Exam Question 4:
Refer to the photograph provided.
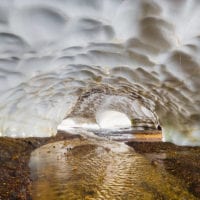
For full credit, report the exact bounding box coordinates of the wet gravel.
[0,132,81,200]
[126,141,200,198]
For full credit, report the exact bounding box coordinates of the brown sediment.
[0,131,81,200]
[126,130,162,142]
[130,133,162,142]
[0,132,200,199]
[126,141,200,198]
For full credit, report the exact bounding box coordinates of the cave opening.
[57,87,162,142]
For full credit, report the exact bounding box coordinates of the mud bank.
[0,132,81,200]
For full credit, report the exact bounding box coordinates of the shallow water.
[29,138,197,200]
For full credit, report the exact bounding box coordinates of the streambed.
[1,131,200,199]
[29,137,198,200]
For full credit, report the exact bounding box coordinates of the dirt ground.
[0,132,200,199]
[0,132,81,200]
[126,141,200,198]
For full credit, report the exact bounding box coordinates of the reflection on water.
[92,128,162,142]
[29,138,196,200]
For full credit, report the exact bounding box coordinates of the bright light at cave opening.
[57,110,132,132]
[96,110,132,129]
[57,118,100,131]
